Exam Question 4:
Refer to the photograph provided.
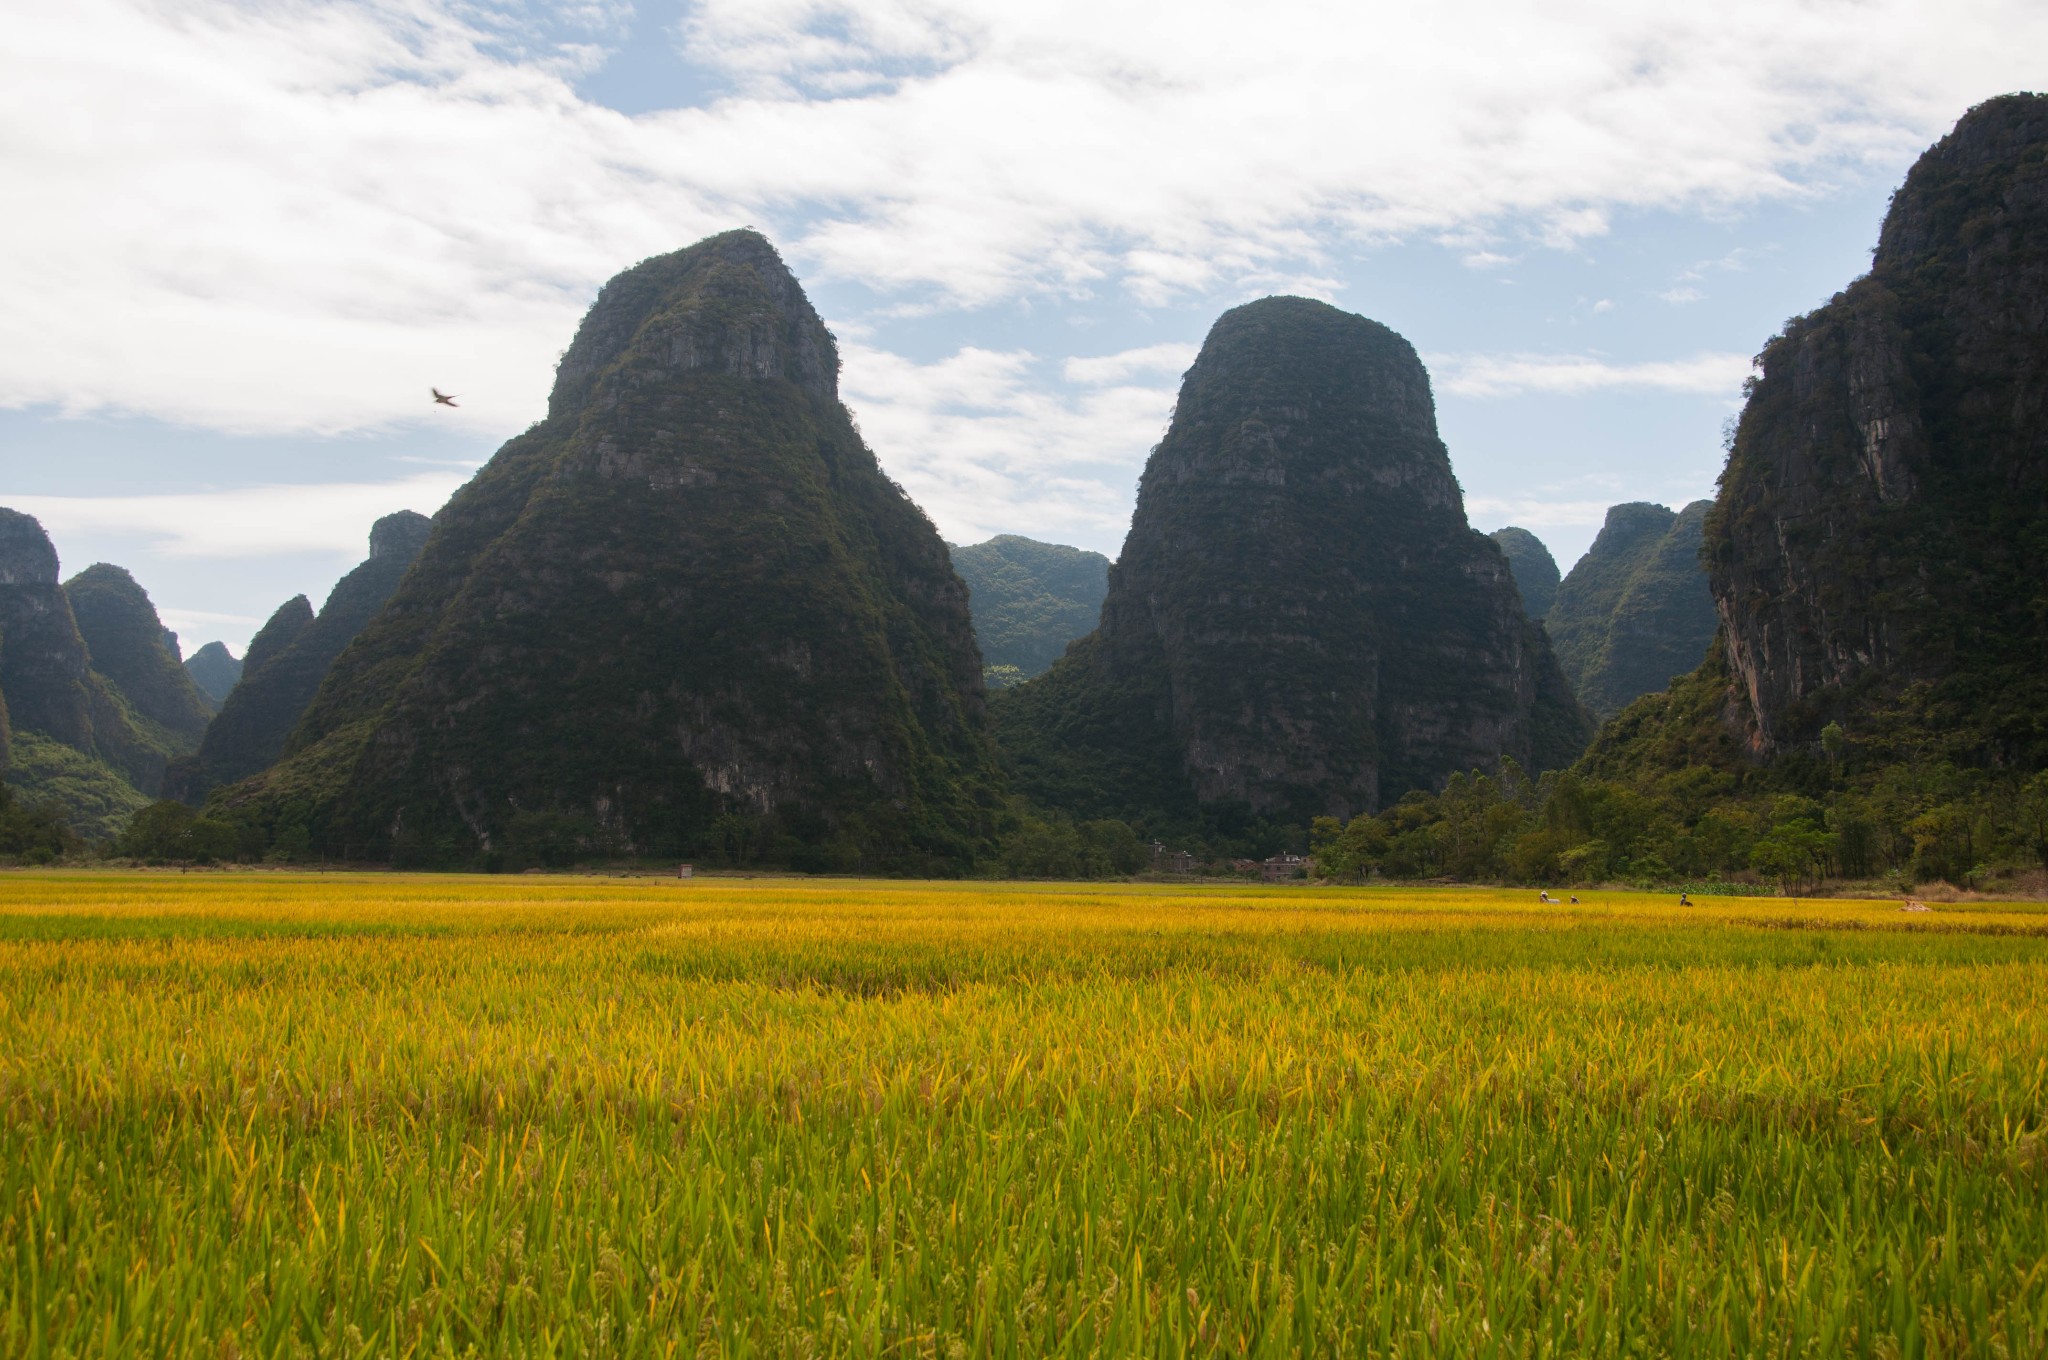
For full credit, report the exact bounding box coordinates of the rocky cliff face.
[233,229,999,869]
[1488,527,1560,619]
[0,510,191,825]
[1705,94,2048,760]
[183,641,243,704]
[1546,501,1718,720]
[996,297,1592,826]
[167,517,428,803]
[65,563,217,739]
[950,536,1110,683]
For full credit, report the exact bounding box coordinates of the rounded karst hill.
[995,296,1590,828]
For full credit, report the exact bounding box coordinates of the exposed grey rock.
[1709,93,2048,757]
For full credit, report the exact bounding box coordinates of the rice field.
[2,873,2045,1358]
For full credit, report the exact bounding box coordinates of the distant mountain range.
[8,95,2045,872]
[0,512,212,837]
[165,511,431,804]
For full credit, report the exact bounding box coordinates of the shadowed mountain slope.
[65,563,216,741]
[0,511,192,832]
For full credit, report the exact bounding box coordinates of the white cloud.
[2,0,2041,436]
[156,608,265,657]
[1062,343,1198,386]
[1430,351,1753,399]
[1465,496,1618,531]
[9,473,469,558]
[1657,286,1707,305]
[842,342,1177,553]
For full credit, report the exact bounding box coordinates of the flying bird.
[431,387,458,407]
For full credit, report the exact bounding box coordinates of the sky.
[2,1,2041,656]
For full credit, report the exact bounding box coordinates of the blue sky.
[2,0,2038,655]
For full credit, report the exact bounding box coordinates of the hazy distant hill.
[183,641,243,704]
[1544,502,1717,720]
[1487,527,1560,619]
[996,296,1591,830]
[166,513,429,803]
[949,536,1109,685]
[0,511,198,834]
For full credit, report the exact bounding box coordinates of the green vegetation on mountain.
[166,514,428,803]
[0,510,191,829]
[1545,501,1718,719]
[65,563,216,738]
[213,230,1002,871]
[949,535,1108,684]
[0,773,76,861]
[1487,526,1560,618]
[1,732,150,842]
[996,297,1592,846]
[1685,94,2048,776]
[182,641,242,704]
[1287,97,2048,893]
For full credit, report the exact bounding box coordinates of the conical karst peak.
[548,229,838,421]
[64,562,215,741]
[0,508,60,586]
[218,230,997,869]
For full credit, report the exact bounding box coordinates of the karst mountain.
[0,511,208,834]
[995,296,1592,829]
[166,511,431,803]
[1546,502,1718,721]
[182,642,243,704]
[1590,94,2048,779]
[218,229,1001,869]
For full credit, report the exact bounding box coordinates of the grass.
[1,873,2045,1357]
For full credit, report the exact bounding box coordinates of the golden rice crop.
[2,872,2044,1356]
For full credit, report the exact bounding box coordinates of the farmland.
[2,874,2045,1356]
